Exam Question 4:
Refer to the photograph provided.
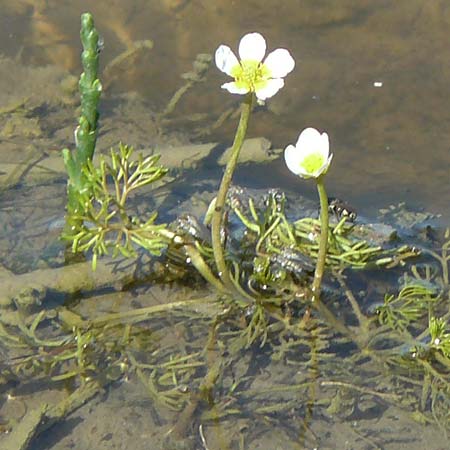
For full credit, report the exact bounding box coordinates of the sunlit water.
[2,0,448,220]
[0,1,449,449]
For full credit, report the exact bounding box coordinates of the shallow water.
[0,1,449,449]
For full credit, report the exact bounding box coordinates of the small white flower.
[215,32,295,101]
[284,128,333,179]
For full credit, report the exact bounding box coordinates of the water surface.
[2,0,449,219]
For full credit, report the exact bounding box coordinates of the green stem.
[183,244,225,292]
[157,228,225,292]
[211,93,253,296]
[311,176,329,303]
[63,13,102,193]
[63,13,102,249]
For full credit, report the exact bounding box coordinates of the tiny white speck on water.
[373,81,383,87]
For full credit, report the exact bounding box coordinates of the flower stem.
[309,181,354,338]
[211,93,253,295]
[312,176,329,302]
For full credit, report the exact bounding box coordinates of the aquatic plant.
[62,144,169,270]
[56,23,424,319]
[285,127,333,302]
[211,32,295,296]
[62,13,102,227]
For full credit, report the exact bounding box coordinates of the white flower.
[284,128,333,179]
[215,32,295,101]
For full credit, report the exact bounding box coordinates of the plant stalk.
[210,93,253,295]
[63,13,102,225]
[311,176,329,302]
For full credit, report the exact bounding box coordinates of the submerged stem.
[308,180,360,341]
[312,177,329,302]
[183,244,225,292]
[211,93,253,297]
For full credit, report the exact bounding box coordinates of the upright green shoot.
[62,13,102,230]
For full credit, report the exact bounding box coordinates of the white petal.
[284,144,302,175]
[239,32,266,62]
[321,153,333,173]
[215,45,239,76]
[264,49,295,78]
[255,78,284,100]
[296,128,329,157]
[221,81,249,95]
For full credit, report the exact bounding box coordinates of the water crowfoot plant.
[63,144,169,270]
[285,127,333,302]
[212,33,295,295]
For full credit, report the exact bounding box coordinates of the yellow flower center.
[301,153,325,174]
[231,59,271,92]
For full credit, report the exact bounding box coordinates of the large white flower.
[215,32,295,101]
[284,128,333,179]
